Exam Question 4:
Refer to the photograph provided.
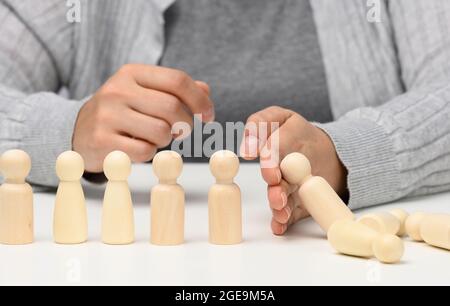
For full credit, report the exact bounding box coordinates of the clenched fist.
[73,64,214,173]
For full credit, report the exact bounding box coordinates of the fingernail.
[281,192,288,208]
[240,135,259,158]
[247,136,259,157]
[276,170,282,183]
[204,106,215,122]
[239,140,245,157]
[281,224,288,234]
[285,206,292,219]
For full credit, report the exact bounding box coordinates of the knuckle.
[170,70,191,89]
[154,120,171,136]
[155,122,173,147]
[294,112,307,123]
[161,136,173,147]
[94,107,114,124]
[118,64,136,75]
[98,82,124,100]
[266,106,284,113]
[134,144,156,162]
[165,96,182,114]
[248,113,264,124]
[90,129,107,149]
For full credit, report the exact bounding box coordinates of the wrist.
[316,127,348,199]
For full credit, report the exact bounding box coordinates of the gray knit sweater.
[1,0,450,210]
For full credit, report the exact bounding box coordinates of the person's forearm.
[311,0,450,209]
[0,85,85,187]
[317,82,450,210]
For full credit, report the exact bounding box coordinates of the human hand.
[73,64,214,172]
[240,107,347,235]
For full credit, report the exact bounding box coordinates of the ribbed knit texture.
[1,0,450,210]
[312,0,450,209]
[0,0,168,187]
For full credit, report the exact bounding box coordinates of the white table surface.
[1,163,449,286]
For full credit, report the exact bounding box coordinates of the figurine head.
[56,151,85,181]
[0,150,31,183]
[210,150,239,183]
[280,153,312,185]
[103,151,132,181]
[152,151,183,183]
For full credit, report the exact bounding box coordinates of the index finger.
[123,64,215,122]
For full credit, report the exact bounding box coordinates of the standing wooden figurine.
[101,151,135,245]
[53,151,88,244]
[208,150,242,245]
[0,150,34,245]
[150,151,185,246]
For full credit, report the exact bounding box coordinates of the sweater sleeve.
[314,0,450,209]
[0,1,85,187]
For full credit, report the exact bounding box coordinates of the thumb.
[259,114,304,185]
[240,107,294,161]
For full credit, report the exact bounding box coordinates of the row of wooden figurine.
[0,149,242,246]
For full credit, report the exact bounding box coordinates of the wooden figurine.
[358,212,401,235]
[53,151,88,244]
[328,220,404,264]
[405,212,428,242]
[0,150,34,245]
[150,151,185,246]
[208,150,242,245]
[420,214,450,251]
[101,151,135,245]
[389,208,409,237]
[280,153,354,233]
